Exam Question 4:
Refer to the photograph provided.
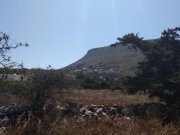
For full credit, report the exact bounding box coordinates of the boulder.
[102,112,107,116]
[0,127,7,135]
[0,117,10,127]
[88,104,97,112]
[56,106,65,111]
[85,110,93,116]
[110,107,118,115]
[96,108,103,114]
[80,107,87,113]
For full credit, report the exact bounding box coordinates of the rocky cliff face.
[65,43,145,76]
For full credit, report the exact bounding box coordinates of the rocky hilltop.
[65,43,145,76]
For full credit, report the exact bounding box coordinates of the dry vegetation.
[2,90,180,135]
[60,89,159,106]
[4,116,180,135]
[46,117,179,135]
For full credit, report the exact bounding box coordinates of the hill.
[64,43,145,76]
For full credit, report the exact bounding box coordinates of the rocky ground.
[0,102,165,128]
[0,90,178,135]
[57,102,167,121]
[0,102,179,135]
[0,105,25,127]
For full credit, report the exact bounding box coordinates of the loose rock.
[110,107,118,115]
[0,117,10,127]
[96,108,103,114]
[80,107,87,113]
[85,110,93,116]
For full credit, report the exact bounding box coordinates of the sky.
[0,0,180,69]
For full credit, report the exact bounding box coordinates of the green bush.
[117,33,143,45]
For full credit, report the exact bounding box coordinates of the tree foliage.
[161,27,180,44]
[111,33,144,48]
[117,33,143,45]
[122,28,180,123]
[126,28,180,106]
[25,69,66,117]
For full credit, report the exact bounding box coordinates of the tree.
[25,69,66,117]
[23,69,66,135]
[0,32,28,68]
[161,27,180,44]
[111,33,144,48]
[123,28,180,123]
[117,33,143,45]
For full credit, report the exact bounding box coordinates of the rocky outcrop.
[57,102,167,120]
[0,102,175,128]
[0,105,25,127]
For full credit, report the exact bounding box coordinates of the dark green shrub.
[117,33,143,45]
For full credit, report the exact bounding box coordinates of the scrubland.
[3,90,179,135]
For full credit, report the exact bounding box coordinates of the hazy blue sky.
[0,0,179,69]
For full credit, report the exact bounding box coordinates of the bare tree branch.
[0,32,28,68]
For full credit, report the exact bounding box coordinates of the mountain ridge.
[64,43,146,76]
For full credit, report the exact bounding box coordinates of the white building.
[0,73,24,81]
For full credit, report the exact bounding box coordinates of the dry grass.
[3,89,180,135]
[49,117,179,135]
[60,89,159,106]
[0,94,24,106]
[7,116,179,135]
